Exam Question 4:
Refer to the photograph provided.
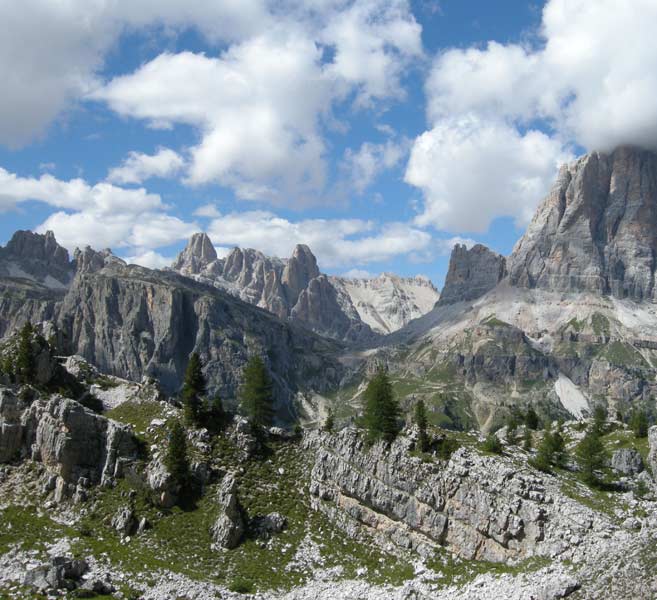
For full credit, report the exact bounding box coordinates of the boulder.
[111,505,137,536]
[611,448,644,475]
[252,512,287,538]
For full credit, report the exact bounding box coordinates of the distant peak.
[186,232,217,262]
[4,229,70,266]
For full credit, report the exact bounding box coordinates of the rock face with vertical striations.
[0,231,346,424]
[509,146,657,301]
[438,244,507,306]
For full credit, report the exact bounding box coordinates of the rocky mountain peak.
[3,230,70,267]
[172,232,218,274]
[509,146,657,301]
[438,243,507,305]
[282,244,320,305]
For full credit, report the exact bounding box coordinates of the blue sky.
[0,0,655,288]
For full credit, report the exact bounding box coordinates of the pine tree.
[240,356,274,428]
[576,426,607,485]
[592,405,607,435]
[532,424,555,472]
[629,409,649,438]
[362,367,400,444]
[523,428,533,451]
[182,352,206,427]
[324,407,335,433]
[524,406,540,430]
[16,321,36,384]
[551,422,567,467]
[165,420,189,494]
[414,399,429,452]
[206,394,226,433]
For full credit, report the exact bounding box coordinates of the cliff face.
[330,273,440,334]
[307,428,601,563]
[509,146,657,301]
[0,236,345,423]
[438,244,506,306]
[171,235,375,342]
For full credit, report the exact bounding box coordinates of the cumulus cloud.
[206,210,432,268]
[107,147,185,185]
[0,0,271,147]
[341,268,376,279]
[405,115,572,232]
[0,165,196,254]
[193,203,222,218]
[342,138,408,194]
[407,0,657,232]
[89,1,421,204]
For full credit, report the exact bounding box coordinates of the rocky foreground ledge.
[1,380,657,598]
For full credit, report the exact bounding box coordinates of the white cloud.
[124,249,175,269]
[0,0,272,147]
[405,115,572,232]
[0,0,422,205]
[206,210,432,268]
[107,147,185,184]
[88,1,422,204]
[342,138,408,194]
[92,41,331,203]
[0,164,196,254]
[341,268,376,279]
[407,0,657,233]
[193,203,222,218]
[436,236,478,255]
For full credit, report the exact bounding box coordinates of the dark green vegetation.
[530,423,567,473]
[576,426,609,486]
[481,433,504,454]
[165,419,190,496]
[240,356,274,428]
[183,352,206,427]
[414,398,429,452]
[362,367,401,444]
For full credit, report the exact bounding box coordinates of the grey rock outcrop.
[252,512,287,539]
[509,147,657,300]
[0,390,138,495]
[308,428,600,562]
[611,448,644,475]
[439,244,507,306]
[648,426,657,476]
[111,505,137,536]
[0,230,74,289]
[147,455,178,508]
[172,232,217,274]
[171,236,377,342]
[23,557,88,593]
[210,472,244,549]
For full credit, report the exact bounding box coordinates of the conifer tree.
[206,394,226,433]
[532,424,555,472]
[523,428,533,451]
[629,408,649,438]
[592,405,607,435]
[324,407,335,433]
[16,321,36,384]
[362,367,400,444]
[576,426,608,485]
[524,406,539,430]
[165,419,189,495]
[414,399,429,452]
[182,352,206,427]
[240,356,274,428]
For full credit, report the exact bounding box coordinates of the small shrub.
[481,433,503,454]
[229,578,254,594]
[435,436,460,460]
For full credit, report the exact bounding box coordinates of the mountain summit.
[509,146,657,301]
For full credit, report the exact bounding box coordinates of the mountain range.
[2,146,657,430]
[3,146,657,599]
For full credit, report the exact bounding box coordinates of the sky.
[1,0,656,289]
